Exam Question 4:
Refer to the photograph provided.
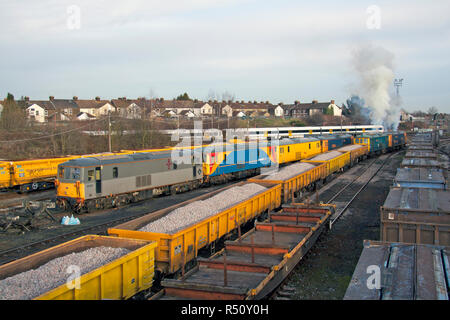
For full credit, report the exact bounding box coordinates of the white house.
[76,112,96,121]
[26,103,48,122]
[180,110,196,118]
[76,98,116,117]
[273,105,284,117]
[328,100,342,116]
[200,103,213,116]
[221,104,233,117]
[126,103,141,119]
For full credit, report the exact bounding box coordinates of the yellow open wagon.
[0,235,156,300]
[302,150,351,176]
[108,181,282,275]
[248,162,328,203]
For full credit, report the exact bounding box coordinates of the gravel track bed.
[308,151,343,161]
[139,184,266,234]
[0,246,130,300]
[263,163,315,181]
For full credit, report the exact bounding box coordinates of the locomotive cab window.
[113,167,118,178]
[64,167,71,179]
[72,168,80,180]
[87,170,94,182]
[59,167,64,178]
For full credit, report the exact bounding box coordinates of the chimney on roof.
[49,96,54,101]
[312,100,318,104]
[24,96,29,101]
[331,100,335,105]
[95,96,100,101]
[73,96,78,101]
[294,100,300,105]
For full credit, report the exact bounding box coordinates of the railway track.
[270,151,398,300]
[0,210,140,265]
[0,149,402,300]
[0,182,243,266]
[0,190,55,210]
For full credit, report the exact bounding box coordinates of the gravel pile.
[139,183,267,234]
[263,163,315,181]
[337,145,364,152]
[308,151,342,161]
[0,246,130,300]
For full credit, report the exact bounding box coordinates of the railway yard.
[0,130,448,301]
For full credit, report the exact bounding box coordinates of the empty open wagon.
[404,151,438,160]
[380,187,450,246]
[108,181,282,276]
[401,158,443,170]
[394,168,446,189]
[344,240,449,300]
[153,203,333,300]
[0,235,156,300]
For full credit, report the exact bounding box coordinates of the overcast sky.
[0,0,449,113]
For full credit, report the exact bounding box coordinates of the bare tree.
[427,106,438,115]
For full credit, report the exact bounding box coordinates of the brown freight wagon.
[380,187,450,246]
[344,240,449,300]
[404,151,438,160]
[401,158,443,170]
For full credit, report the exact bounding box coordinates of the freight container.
[344,240,449,300]
[0,235,156,300]
[380,187,450,246]
[301,150,351,176]
[248,162,327,203]
[108,181,282,275]
[394,168,446,189]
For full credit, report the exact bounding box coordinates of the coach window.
[87,169,94,182]
[113,167,119,178]
[309,143,311,149]
[288,146,290,152]
[173,163,177,170]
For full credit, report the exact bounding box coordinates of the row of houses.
[0,96,342,123]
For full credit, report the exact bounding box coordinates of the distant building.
[76,112,96,121]
[284,100,341,118]
[24,96,79,122]
[111,98,146,119]
[74,97,115,117]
